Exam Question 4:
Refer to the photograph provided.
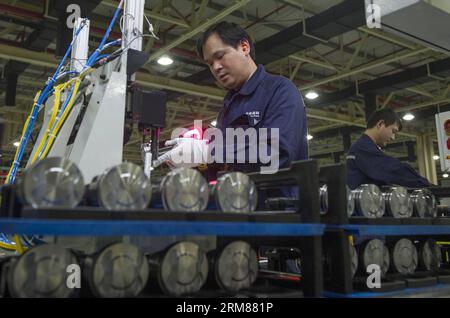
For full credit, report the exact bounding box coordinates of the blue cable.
[86,1,123,68]
[7,22,87,184]
[95,54,110,62]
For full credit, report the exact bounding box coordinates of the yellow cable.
[0,241,17,251]
[38,68,92,160]
[13,235,25,254]
[31,82,70,164]
[2,92,42,253]
[40,79,81,159]
[2,69,92,253]
[5,91,42,184]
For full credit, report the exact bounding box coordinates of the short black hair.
[367,109,403,131]
[196,21,255,61]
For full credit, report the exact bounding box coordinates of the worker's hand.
[154,138,209,169]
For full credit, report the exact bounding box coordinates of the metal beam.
[0,43,58,68]
[147,0,252,62]
[289,55,338,71]
[136,73,226,100]
[359,27,418,51]
[302,48,429,91]
[394,97,450,113]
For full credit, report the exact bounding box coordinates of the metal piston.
[212,241,258,292]
[152,241,208,296]
[410,189,437,218]
[160,168,209,212]
[352,184,385,218]
[359,239,390,277]
[85,242,149,298]
[16,157,85,209]
[213,172,258,213]
[382,186,413,218]
[87,162,152,210]
[7,244,78,298]
[390,238,418,275]
[418,239,442,272]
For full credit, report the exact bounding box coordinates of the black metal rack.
[0,159,325,298]
[320,165,450,296]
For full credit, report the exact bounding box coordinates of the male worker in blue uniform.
[160,22,308,198]
[347,109,433,189]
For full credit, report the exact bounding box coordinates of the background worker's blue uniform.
[347,134,433,189]
[210,64,308,199]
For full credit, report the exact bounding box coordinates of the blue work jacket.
[211,65,308,200]
[347,134,432,189]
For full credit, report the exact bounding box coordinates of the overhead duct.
[367,0,450,54]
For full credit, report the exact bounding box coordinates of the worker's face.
[202,33,252,91]
[378,121,400,147]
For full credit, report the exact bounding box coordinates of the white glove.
[154,138,209,169]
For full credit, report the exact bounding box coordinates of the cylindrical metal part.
[17,157,85,208]
[319,184,328,215]
[390,238,418,275]
[7,244,78,298]
[151,241,208,296]
[160,168,209,212]
[418,239,442,272]
[211,241,258,292]
[347,186,355,217]
[349,241,358,278]
[382,186,413,218]
[85,242,149,298]
[359,239,390,277]
[213,172,258,213]
[87,162,152,210]
[352,184,385,218]
[410,189,437,218]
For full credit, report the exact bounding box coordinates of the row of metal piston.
[3,240,258,298]
[322,238,442,280]
[358,238,441,277]
[16,157,258,213]
[319,184,437,218]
